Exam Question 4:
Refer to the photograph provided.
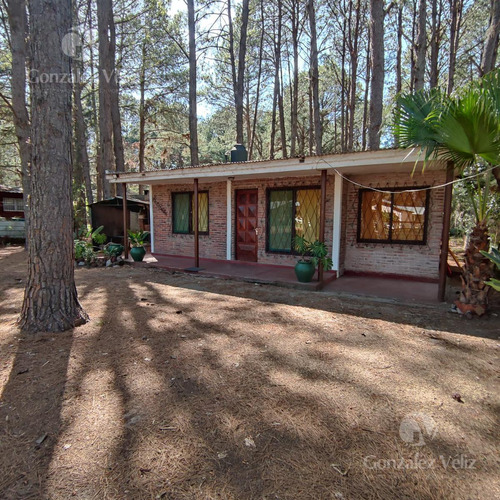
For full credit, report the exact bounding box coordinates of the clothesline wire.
[315,157,496,194]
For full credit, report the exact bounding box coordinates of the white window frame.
[3,197,24,212]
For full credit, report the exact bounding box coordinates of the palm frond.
[393,89,448,168]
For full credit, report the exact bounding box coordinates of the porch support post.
[331,172,343,275]
[122,183,129,259]
[194,178,199,268]
[438,163,454,302]
[226,178,232,260]
[148,185,154,254]
[318,169,327,282]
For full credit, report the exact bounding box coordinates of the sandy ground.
[0,246,499,500]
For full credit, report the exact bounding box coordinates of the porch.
[131,253,337,291]
[130,253,439,303]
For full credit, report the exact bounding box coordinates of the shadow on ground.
[0,248,499,499]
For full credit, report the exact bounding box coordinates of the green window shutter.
[269,190,293,251]
[173,193,190,233]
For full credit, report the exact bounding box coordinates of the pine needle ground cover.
[0,246,498,499]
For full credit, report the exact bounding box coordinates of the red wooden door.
[236,189,258,262]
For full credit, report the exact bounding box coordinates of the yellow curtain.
[295,189,320,242]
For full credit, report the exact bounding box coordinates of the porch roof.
[106,149,446,185]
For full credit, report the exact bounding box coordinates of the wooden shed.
[89,196,150,244]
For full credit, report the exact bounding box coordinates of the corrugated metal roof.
[129,149,403,173]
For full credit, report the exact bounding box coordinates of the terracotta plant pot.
[294,260,316,282]
[130,246,146,262]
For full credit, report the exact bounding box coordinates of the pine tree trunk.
[97,0,113,199]
[87,2,102,200]
[368,0,384,150]
[236,0,250,145]
[138,40,146,192]
[188,0,199,166]
[249,0,264,160]
[73,27,93,221]
[429,0,440,88]
[228,0,250,145]
[362,26,370,150]
[480,0,500,76]
[456,221,493,316]
[290,0,299,157]
[276,1,287,158]
[307,0,322,155]
[19,0,88,333]
[447,0,462,94]
[347,0,361,152]
[107,0,123,197]
[6,0,31,243]
[413,0,426,91]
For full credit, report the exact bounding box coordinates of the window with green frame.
[267,187,321,252]
[172,191,209,234]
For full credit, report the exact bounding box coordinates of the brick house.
[108,149,451,282]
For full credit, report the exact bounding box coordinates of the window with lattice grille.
[267,187,321,252]
[357,188,429,244]
[172,191,209,234]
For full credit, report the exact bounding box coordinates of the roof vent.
[230,143,248,163]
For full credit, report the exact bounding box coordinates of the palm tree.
[394,70,500,315]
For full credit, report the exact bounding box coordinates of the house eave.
[106,149,446,185]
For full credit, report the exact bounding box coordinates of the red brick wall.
[342,170,447,280]
[151,182,227,260]
[151,169,447,279]
[151,173,335,267]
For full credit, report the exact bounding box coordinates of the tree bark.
[228,0,250,145]
[19,0,88,333]
[269,75,278,159]
[278,31,287,158]
[429,0,441,88]
[347,0,361,152]
[289,0,300,156]
[447,0,462,94]
[307,0,322,155]
[138,40,146,190]
[340,18,346,152]
[6,0,31,241]
[396,4,403,95]
[73,53,93,228]
[188,0,199,165]
[413,0,426,91]
[87,0,102,200]
[249,0,265,160]
[362,26,371,150]
[457,220,493,314]
[107,0,124,196]
[480,0,500,76]
[97,0,113,199]
[368,0,384,150]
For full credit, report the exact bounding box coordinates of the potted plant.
[293,235,333,283]
[128,230,150,262]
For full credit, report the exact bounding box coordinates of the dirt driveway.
[0,246,499,499]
